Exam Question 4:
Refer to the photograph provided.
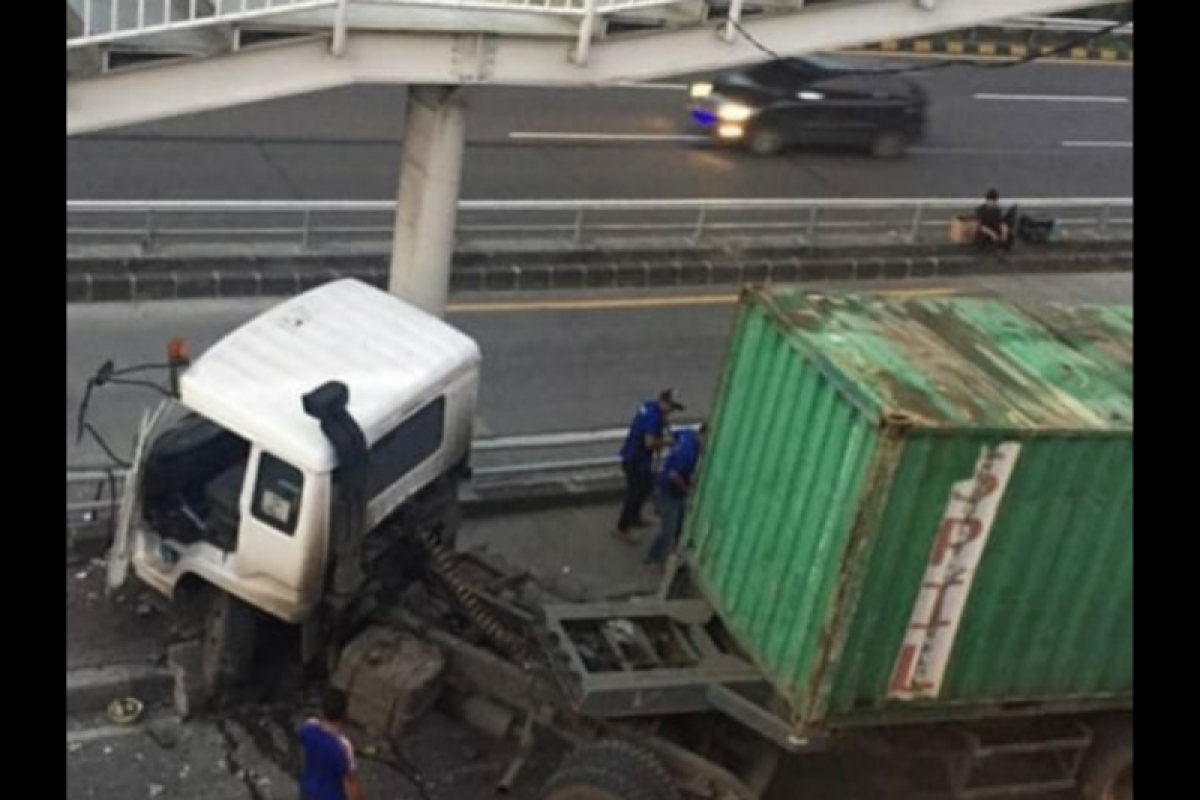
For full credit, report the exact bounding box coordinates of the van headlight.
[690,82,714,99]
[717,102,755,122]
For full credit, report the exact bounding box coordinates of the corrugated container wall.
[686,290,1133,734]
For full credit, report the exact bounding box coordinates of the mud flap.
[106,401,172,594]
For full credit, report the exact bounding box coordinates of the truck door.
[107,400,172,594]
[233,448,319,602]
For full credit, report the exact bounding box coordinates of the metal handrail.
[66,0,1134,49]
[60,422,705,515]
[67,0,341,48]
[68,422,676,478]
[67,198,1133,213]
[995,16,1132,35]
[66,424,656,525]
[66,197,1135,255]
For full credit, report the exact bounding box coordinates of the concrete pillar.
[389,86,468,318]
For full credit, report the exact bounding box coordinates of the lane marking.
[910,145,1055,156]
[909,143,1134,156]
[614,81,689,92]
[449,294,737,313]
[447,288,957,315]
[509,132,709,143]
[1062,140,1134,149]
[839,49,1134,68]
[974,93,1129,104]
[508,136,1134,157]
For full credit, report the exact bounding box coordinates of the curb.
[463,472,624,517]
[67,664,175,718]
[66,247,1134,304]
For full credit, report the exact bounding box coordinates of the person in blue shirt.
[614,389,684,541]
[645,423,707,567]
[298,689,365,800]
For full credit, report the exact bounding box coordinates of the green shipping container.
[686,289,1133,734]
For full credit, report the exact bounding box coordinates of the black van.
[689,56,929,158]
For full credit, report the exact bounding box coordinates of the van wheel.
[1080,728,1133,800]
[747,126,785,157]
[541,741,678,800]
[870,131,909,159]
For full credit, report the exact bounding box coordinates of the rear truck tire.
[747,126,785,157]
[870,131,909,159]
[201,589,259,703]
[1080,728,1133,800]
[542,741,679,800]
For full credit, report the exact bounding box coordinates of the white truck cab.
[109,280,481,626]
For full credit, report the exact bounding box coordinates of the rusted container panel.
[686,290,1133,732]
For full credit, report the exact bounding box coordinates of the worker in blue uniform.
[646,422,707,567]
[614,389,684,541]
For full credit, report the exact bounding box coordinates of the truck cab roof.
[179,279,481,473]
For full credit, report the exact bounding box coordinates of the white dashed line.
[1062,140,1134,149]
[975,93,1130,104]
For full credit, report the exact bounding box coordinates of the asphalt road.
[66,272,1133,466]
[66,58,1133,201]
[66,706,1069,800]
[68,500,1087,800]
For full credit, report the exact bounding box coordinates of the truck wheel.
[201,590,258,701]
[870,131,909,159]
[1080,729,1133,800]
[747,126,785,157]
[542,741,678,800]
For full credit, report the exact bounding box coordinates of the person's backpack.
[1017,213,1059,244]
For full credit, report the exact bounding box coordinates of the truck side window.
[251,453,305,535]
[367,397,446,497]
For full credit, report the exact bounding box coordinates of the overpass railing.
[67,1,1132,49]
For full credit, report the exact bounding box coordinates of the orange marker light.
[167,337,191,365]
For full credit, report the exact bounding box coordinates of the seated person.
[975,188,1014,250]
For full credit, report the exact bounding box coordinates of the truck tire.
[563,741,679,800]
[201,590,258,702]
[542,741,678,800]
[1080,729,1133,800]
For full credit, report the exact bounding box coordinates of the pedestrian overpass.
[66,0,1124,312]
[67,0,1119,135]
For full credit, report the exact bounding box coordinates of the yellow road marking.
[446,287,957,314]
[878,288,960,300]
[839,49,1132,68]
[448,295,738,314]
